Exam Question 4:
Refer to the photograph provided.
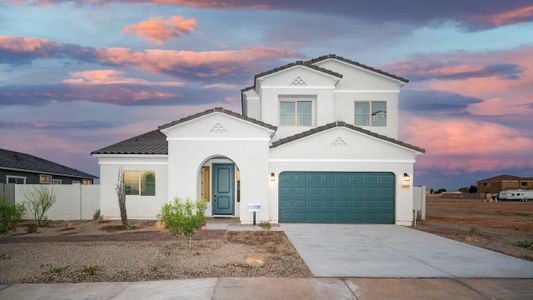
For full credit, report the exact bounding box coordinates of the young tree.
[115,168,128,227]
[159,198,207,249]
[23,185,56,227]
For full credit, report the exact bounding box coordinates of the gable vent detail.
[210,123,228,133]
[330,137,348,147]
[290,76,307,86]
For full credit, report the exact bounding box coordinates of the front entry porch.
[199,157,240,218]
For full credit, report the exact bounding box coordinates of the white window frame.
[279,97,314,127]
[354,100,387,127]
[6,175,26,184]
[53,179,62,184]
[39,174,53,184]
[124,170,156,196]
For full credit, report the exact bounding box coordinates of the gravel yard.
[0,228,311,283]
[416,199,533,261]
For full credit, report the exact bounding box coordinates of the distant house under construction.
[477,175,533,195]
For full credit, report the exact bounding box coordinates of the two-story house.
[92,54,424,225]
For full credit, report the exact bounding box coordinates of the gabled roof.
[270,121,425,153]
[91,130,168,155]
[0,148,98,179]
[158,107,277,131]
[306,54,409,83]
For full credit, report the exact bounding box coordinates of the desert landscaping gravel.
[0,231,311,283]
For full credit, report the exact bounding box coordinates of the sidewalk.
[1,277,532,300]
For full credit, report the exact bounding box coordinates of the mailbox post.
[247,203,262,225]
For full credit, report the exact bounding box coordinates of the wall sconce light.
[270,172,275,182]
[402,173,411,188]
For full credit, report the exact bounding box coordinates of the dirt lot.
[416,199,533,261]
[0,221,311,283]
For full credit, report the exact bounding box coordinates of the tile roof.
[91,130,168,155]
[306,54,409,83]
[0,148,98,179]
[270,121,425,153]
[158,107,277,131]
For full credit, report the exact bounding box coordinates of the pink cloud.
[0,36,51,52]
[471,4,533,27]
[123,15,197,45]
[402,116,533,172]
[202,83,240,89]
[63,69,184,87]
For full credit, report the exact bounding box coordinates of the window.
[124,171,155,196]
[521,182,528,186]
[82,179,92,185]
[354,101,387,127]
[6,176,26,184]
[39,175,52,184]
[72,181,80,184]
[53,179,62,184]
[280,100,312,126]
[483,182,489,187]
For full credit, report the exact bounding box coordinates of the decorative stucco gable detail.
[290,76,307,86]
[210,123,228,133]
[330,137,348,147]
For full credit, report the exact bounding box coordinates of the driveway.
[282,224,533,278]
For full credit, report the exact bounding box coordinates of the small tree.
[158,198,207,249]
[23,185,56,227]
[468,185,478,194]
[0,196,25,234]
[115,168,128,227]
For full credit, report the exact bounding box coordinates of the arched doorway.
[197,155,240,217]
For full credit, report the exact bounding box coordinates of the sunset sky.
[1,1,532,190]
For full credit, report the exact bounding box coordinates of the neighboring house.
[0,148,97,185]
[477,174,533,195]
[92,54,425,225]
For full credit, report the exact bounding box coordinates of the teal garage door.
[279,172,395,224]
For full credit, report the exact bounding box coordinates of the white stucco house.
[92,54,425,226]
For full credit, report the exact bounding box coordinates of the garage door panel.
[279,172,395,224]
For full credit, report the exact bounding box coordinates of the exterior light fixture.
[270,172,275,181]
[402,173,411,188]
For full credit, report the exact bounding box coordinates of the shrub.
[82,265,97,276]
[159,198,207,248]
[0,197,25,234]
[514,239,533,249]
[259,222,272,231]
[151,251,167,269]
[23,185,56,227]
[49,265,69,274]
[92,209,100,221]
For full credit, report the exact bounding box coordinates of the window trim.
[124,170,156,197]
[39,174,53,184]
[279,98,314,127]
[53,179,62,184]
[354,100,387,127]
[6,175,26,184]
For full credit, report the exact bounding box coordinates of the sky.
[0,0,532,190]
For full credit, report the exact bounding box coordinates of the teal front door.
[212,163,235,215]
[279,172,395,224]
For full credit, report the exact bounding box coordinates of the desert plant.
[92,209,100,221]
[49,265,69,274]
[151,251,167,269]
[23,185,56,227]
[82,265,97,276]
[468,226,479,235]
[259,222,272,231]
[115,168,128,227]
[0,197,26,234]
[158,198,207,249]
[514,239,533,249]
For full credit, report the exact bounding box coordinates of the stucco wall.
[15,184,99,220]
[97,155,168,219]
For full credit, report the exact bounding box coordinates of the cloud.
[0,120,114,129]
[10,1,533,30]
[402,116,533,172]
[471,4,533,27]
[399,90,481,115]
[63,69,184,86]
[0,36,299,81]
[202,83,240,89]
[123,15,196,45]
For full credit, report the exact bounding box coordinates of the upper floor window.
[354,101,387,127]
[124,170,155,196]
[280,100,312,126]
[82,179,93,185]
[53,179,62,185]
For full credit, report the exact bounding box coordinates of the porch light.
[270,172,275,182]
[402,173,411,188]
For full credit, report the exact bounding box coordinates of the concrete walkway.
[1,278,532,299]
[282,224,533,278]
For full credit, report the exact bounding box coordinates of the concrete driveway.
[282,224,533,278]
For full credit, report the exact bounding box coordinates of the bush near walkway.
[159,198,207,248]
